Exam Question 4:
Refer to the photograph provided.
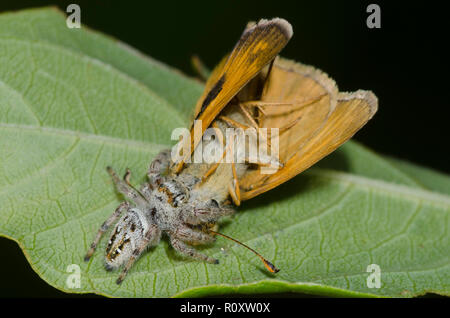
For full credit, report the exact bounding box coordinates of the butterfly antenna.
[208,229,280,273]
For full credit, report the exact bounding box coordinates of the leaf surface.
[0,8,449,298]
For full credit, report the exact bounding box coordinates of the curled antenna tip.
[263,259,280,273]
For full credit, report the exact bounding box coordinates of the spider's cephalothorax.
[84,150,234,284]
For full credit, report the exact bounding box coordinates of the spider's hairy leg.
[123,168,132,186]
[139,183,152,201]
[148,149,171,185]
[84,201,130,261]
[116,223,161,285]
[170,237,219,264]
[184,202,234,225]
[172,225,216,245]
[107,166,147,207]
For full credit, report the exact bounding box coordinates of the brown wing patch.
[192,55,229,120]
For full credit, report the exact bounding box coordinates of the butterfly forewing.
[174,18,293,172]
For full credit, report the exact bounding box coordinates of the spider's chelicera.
[84,150,234,284]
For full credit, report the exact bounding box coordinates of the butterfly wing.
[173,18,293,172]
[192,54,228,121]
[239,58,378,200]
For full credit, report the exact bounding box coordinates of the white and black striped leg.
[84,201,130,261]
[170,237,219,264]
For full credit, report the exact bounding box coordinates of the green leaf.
[0,7,449,298]
[385,157,450,196]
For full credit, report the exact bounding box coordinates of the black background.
[0,0,448,297]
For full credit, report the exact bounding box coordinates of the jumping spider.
[84,149,235,284]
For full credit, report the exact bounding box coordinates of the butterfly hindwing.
[239,59,377,199]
